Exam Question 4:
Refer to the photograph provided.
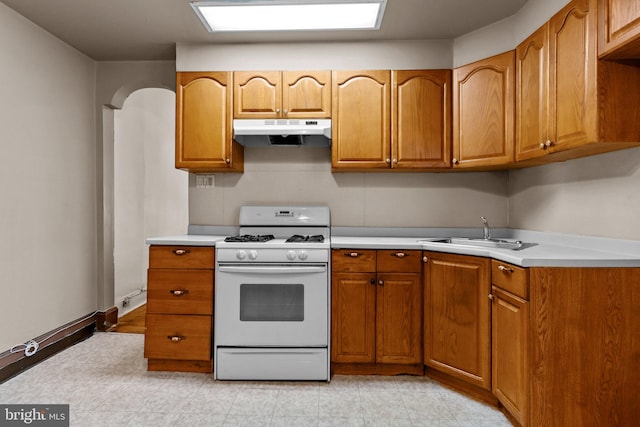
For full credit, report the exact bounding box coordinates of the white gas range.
[214,206,330,381]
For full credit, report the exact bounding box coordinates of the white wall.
[0,3,97,350]
[114,89,188,315]
[179,40,510,229]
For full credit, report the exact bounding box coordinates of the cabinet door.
[516,23,551,162]
[376,273,422,364]
[598,0,640,59]
[492,286,529,427]
[392,70,452,169]
[453,51,515,168]
[331,272,376,363]
[331,70,391,170]
[234,71,282,118]
[423,252,491,389]
[283,71,331,118]
[548,0,597,152]
[176,72,241,172]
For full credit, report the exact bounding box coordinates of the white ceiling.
[0,0,528,61]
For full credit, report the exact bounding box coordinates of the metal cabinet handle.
[497,265,514,273]
[169,290,189,296]
[345,252,362,258]
[370,278,376,285]
[489,294,494,301]
[391,252,408,258]
[378,280,384,286]
[423,256,428,263]
[545,139,553,148]
[385,158,391,164]
[168,335,186,342]
[172,249,191,256]
[452,158,459,165]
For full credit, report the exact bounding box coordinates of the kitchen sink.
[419,237,533,250]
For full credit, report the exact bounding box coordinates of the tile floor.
[0,332,511,426]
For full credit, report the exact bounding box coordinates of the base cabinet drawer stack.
[144,246,214,373]
[331,249,423,375]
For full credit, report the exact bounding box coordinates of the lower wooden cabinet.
[144,246,215,373]
[491,260,530,426]
[423,251,491,390]
[331,249,423,374]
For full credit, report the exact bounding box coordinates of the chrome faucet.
[481,216,491,240]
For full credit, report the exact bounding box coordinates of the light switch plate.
[195,174,215,188]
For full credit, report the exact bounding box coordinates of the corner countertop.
[146,226,640,268]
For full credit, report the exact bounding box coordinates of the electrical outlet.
[196,174,215,188]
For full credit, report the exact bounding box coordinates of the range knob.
[298,250,308,260]
[248,250,258,260]
[236,250,247,260]
[286,250,297,261]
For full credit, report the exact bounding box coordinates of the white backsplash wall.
[189,148,508,228]
[508,147,640,241]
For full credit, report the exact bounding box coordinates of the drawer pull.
[168,335,186,342]
[391,252,408,258]
[489,294,494,301]
[345,252,362,258]
[172,249,191,256]
[170,290,189,296]
[497,265,514,273]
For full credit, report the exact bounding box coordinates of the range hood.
[233,119,331,147]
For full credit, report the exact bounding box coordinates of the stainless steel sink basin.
[419,237,531,250]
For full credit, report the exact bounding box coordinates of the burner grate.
[224,234,275,243]
[285,234,325,243]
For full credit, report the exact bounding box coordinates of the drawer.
[147,269,213,315]
[144,314,212,361]
[491,259,529,300]
[149,246,214,269]
[332,249,376,272]
[377,250,422,273]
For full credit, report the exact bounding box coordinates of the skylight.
[191,0,387,32]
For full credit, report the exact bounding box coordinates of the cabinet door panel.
[332,70,391,170]
[598,0,640,58]
[234,71,281,118]
[549,0,597,151]
[376,273,422,364]
[331,272,376,363]
[423,252,491,389]
[492,287,529,426]
[393,70,451,168]
[453,51,515,168]
[516,24,550,161]
[283,71,331,118]
[176,72,237,171]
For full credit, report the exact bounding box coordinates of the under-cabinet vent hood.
[233,119,331,147]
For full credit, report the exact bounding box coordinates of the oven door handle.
[217,264,327,274]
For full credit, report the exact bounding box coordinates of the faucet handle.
[480,216,488,224]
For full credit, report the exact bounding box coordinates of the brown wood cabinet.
[392,70,452,169]
[144,245,214,373]
[528,266,640,426]
[516,0,640,164]
[332,70,451,171]
[331,249,423,375]
[452,51,515,169]
[234,71,331,119]
[598,0,640,59]
[491,260,529,427]
[423,251,491,390]
[175,72,243,173]
[331,70,391,170]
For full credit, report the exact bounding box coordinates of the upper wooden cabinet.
[598,0,640,59]
[331,70,391,170]
[233,71,331,119]
[332,69,451,171]
[516,0,640,163]
[452,51,515,169]
[392,70,452,169]
[175,72,243,173]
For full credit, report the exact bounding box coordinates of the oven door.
[215,263,328,347]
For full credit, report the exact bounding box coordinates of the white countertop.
[146,227,640,268]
